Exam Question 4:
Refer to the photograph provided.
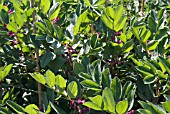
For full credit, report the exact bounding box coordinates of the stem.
[142,0,145,16]
[30,0,42,110]
[66,43,74,76]
[155,77,160,103]
[90,24,94,35]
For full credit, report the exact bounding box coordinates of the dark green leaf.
[110,77,122,102]
[102,68,111,88]
[6,100,25,113]
[40,52,54,68]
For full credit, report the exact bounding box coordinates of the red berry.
[112,36,115,41]
[97,32,100,35]
[117,31,122,36]
[77,98,85,104]
[8,9,13,14]
[117,40,122,44]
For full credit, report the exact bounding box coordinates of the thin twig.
[30,0,42,110]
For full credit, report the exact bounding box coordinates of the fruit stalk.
[30,0,42,110]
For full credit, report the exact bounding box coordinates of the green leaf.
[0,9,9,23]
[122,39,134,53]
[90,34,98,49]
[84,0,91,6]
[89,95,103,108]
[81,79,100,90]
[73,61,84,76]
[40,0,51,14]
[36,22,47,32]
[84,95,103,110]
[101,13,113,30]
[45,70,56,87]
[162,101,170,113]
[147,40,159,50]
[25,104,39,114]
[143,75,156,84]
[138,101,165,114]
[140,29,151,43]
[14,11,24,28]
[53,25,64,41]
[6,22,18,33]
[6,100,25,113]
[0,107,12,114]
[138,109,152,114]
[102,68,111,88]
[116,99,128,114]
[102,87,115,113]
[156,70,168,79]
[50,102,67,114]
[0,64,13,81]
[49,3,60,20]
[83,102,102,110]
[121,81,132,99]
[148,16,157,33]
[78,72,92,80]
[40,52,54,68]
[74,10,88,35]
[110,77,122,102]
[55,75,66,92]
[67,81,78,98]
[136,66,154,76]
[94,0,105,5]
[158,56,170,75]
[29,73,46,85]
[114,16,127,32]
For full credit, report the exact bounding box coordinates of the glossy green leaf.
[90,34,98,49]
[157,70,168,79]
[101,13,113,30]
[45,70,56,87]
[116,99,128,114]
[78,72,92,80]
[50,102,67,114]
[81,79,100,90]
[94,0,105,5]
[49,3,60,20]
[6,22,18,33]
[55,75,66,92]
[40,0,51,14]
[74,10,88,35]
[158,56,170,75]
[29,73,46,85]
[102,87,115,113]
[0,107,12,114]
[138,109,152,114]
[0,64,13,81]
[148,16,157,33]
[84,0,91,6]
[14,11,24,28]
[136,66,154,76]
[162,101,170,113]
[83,102,102,110]
[110,77,122,102]
[73,61,84,76]
[147,40,159,50]
[36,22,47,32]
[25,104,39,114]
[122,39,134,53]
[102,68,111,88]
[0,9,9,23]
[83,95,103,110]
[6,100,25,113]
[67,81,78,98]
[40,52,54,68]
[114,16,127,32]
[143,75,156,84]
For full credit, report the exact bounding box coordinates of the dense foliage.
[0,0,170,114]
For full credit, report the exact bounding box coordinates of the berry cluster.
[69,98,90,114]
[112,31,122,44]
